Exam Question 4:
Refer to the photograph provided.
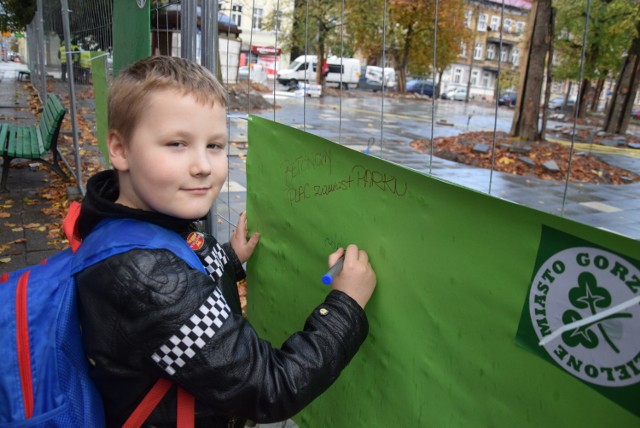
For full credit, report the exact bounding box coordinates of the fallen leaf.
[0,257,12,264]
[0,213,10,218]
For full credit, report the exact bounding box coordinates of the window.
[500,47,508,62]
[471,70,479,86]
[490,16,500,31]
[464,10,472,28]
[454,68,462,83]
[516,21,525,34]
[274,10,282,32]
[487,44,495,60]
[252,8,263,30]
[459,42,467,57]
[477,14,487,31]
[474,42,483,60]
[511,48,520,65]
[231,4,242,27]
[503,19,513,33]
[328,64,344,74]
[482,72,490,88]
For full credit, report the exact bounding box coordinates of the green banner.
[245,116,640,426]
[89,51,109,166]
[112,0,150,77]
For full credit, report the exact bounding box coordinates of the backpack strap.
[63,201,83,253]
[71,218,206,275]
[177,386,196,428]
[73,217,204,426]
[122,379,195,428]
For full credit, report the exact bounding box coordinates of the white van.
[277,55,361,89]
[359,66,397,91]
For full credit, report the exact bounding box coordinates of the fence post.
[61,0,83,195]
[201,0,220,238]
[36,0,47,104]
[181,0,197,61]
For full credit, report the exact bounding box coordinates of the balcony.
[486,27,521,45]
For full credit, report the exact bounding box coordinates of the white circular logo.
[529,247,640,387]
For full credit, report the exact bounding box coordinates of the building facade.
[441,0,531,100]
[218,0,293,79]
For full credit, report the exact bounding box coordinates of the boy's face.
[109,89,228,220]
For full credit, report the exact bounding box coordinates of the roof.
[486,0,532,9]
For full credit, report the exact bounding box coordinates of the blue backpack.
[0,203,205,427]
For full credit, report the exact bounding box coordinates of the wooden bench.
[0,93,68,192]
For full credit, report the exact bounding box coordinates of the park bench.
[0,93,68,192]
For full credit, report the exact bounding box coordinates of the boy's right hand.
[328,245,376,309]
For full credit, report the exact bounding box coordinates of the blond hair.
[108,56,227,141]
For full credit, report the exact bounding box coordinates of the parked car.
[548,97,576,111]
[441,87,467,101]
[358,66,397,92]
[406,79,436,97]
[277,55,361,89]
[498,92,517,106]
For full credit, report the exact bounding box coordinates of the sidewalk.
[0,62,62,272]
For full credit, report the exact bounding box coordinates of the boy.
[74,56,376,426]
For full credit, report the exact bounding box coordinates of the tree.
[604,13,640,134]
[347,0,468,94]
[553,0,638,119]
[265,0,343,89]
[511,0,553,141]
[0,0,36,32]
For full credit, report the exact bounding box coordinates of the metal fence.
[19,0,640,239]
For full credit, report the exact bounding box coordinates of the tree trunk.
[591,77,605,112]
[603,19,640,135]
[510,0,552,141]
[577,78,592,119]
[396,24,414,94]
[540,6,556,141]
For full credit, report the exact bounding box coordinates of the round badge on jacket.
[186,232,205,251]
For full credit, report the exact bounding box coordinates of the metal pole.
[181,0,197,61]
[201,0,218,72]
[201,0,220,237]
[36,0,47,103]
[61,0,84,195]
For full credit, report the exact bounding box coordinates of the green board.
[245,116,640,426]
[112,0,150,77]
[89,51,108,166]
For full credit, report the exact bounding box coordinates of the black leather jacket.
[75,171,369,427]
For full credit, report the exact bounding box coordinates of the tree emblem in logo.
[527,247,640,387]
[561,272,632,353]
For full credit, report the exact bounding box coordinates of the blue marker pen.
[322,256,344,285]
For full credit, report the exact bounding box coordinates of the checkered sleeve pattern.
[151,288,230,376]
[203,242,228,282]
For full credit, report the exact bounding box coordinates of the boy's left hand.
[231,211,260,264]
